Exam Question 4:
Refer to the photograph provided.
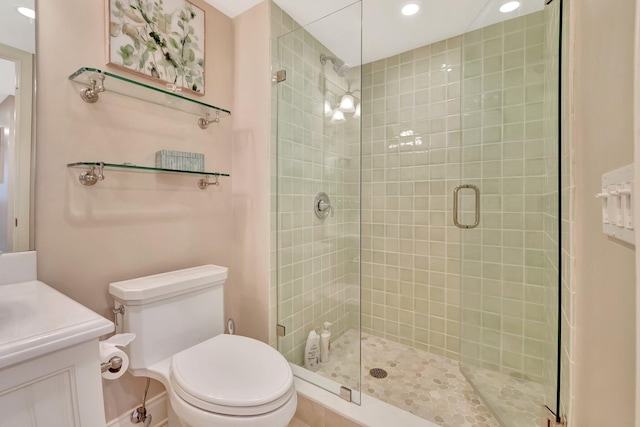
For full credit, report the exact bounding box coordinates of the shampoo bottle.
[304,329,320,370]
[320,322,332,363]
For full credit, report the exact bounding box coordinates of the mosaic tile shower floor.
[461,364,545,427]
[314,329,544,427]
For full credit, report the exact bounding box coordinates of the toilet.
[109,265,297,427]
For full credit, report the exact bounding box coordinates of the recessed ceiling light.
[401,2,420,16]
[499,1,521,13]
[17,7,35,19]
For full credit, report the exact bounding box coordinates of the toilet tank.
[109,265,227,371]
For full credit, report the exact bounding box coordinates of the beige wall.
[35,0,234,420]
[230,1,272,342]
[572,0,636,425]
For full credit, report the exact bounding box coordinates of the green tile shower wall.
[361,37,465,359]
[271,3,361,367]
[361,11,551,383]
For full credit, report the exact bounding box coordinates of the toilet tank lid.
[109,265,227,305]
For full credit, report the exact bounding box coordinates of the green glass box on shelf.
[156,150,205,172]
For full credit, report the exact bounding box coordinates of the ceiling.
[205,0,264,18]
[205,0,544,64]
[0,0,544,70]
[0,0,544,104]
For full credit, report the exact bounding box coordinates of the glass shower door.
[458,0,562,425]
[274,2,362,403]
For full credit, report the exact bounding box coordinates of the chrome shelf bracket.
[197,174,219,190]
[80,74,105,103]
[198,111,220,129]
[78,162,105,186]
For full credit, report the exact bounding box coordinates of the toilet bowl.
[145,335,296,427]
[109,265,296,427]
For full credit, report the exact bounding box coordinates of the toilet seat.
[170,334,294,416]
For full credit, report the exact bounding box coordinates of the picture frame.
[106,0,206,95]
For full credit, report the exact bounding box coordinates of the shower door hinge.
[273,70,286,83]
[276,324,286,337]
[340,386,352,402]
[541,406,565,427]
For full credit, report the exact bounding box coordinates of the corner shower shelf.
[67,162,230,190]
[68,67,231,129]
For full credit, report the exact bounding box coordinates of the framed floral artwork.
[107,0,205,95]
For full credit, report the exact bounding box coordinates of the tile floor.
[311,329,544,427]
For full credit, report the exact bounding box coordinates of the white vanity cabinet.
[0,340,110,427]
[0,252,114,427]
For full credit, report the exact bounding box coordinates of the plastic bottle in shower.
[320,322,332,363]
[304,329,320,370]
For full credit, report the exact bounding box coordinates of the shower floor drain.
[369,368,388,379]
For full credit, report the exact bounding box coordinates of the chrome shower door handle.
[453,184,480,229]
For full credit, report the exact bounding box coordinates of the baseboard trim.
[106,392,168,427]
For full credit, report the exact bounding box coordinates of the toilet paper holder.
[100,333,135,375]
[101,355,124,373]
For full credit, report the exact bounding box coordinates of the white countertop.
[0,280,114,369]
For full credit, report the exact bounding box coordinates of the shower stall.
[272,0,562,425]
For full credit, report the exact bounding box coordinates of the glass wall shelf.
[68,67,230,129]
[67,162,229,190]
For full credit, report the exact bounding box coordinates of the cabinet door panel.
[0,369,78,427]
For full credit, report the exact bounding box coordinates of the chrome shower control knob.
[314,192,333,219]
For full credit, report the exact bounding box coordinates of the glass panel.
[275,2,362,402]
[542,0,562,416]
[458,0,562,425]
[69,67,231,117]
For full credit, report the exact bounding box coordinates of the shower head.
[320,53,351,77]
